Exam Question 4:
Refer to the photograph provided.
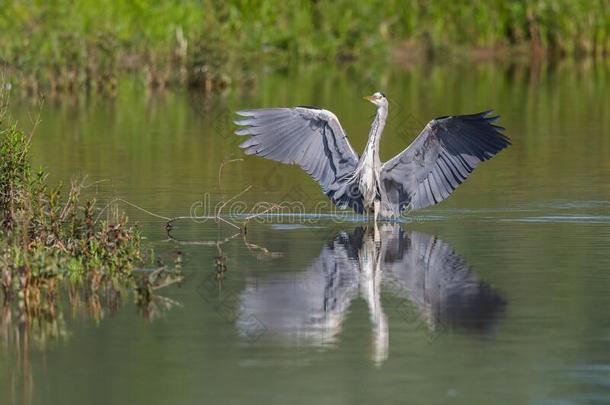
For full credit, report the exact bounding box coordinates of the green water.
[3,60,610,404]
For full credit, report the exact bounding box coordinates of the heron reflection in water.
[237,225,505,364]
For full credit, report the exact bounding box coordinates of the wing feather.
[380,111,510,215]
[235,107,362,210]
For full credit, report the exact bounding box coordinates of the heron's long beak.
[362,95,373,102]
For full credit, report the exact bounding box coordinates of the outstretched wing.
[379,111,510,215]
[235,107,362,210]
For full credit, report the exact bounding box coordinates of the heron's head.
[363,92,388,108]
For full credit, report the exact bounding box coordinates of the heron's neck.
[364,106,388,165]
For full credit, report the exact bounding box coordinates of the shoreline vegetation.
[1,1,608,94]
[0,90,182,341]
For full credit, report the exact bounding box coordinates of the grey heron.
[235,92,510,219]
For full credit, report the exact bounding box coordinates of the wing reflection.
[237,225,505,363]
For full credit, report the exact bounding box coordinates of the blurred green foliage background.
[1,0,608,91]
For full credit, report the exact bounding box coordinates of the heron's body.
[356,103,386,210]
[235,92,510,219]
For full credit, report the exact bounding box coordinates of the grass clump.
[0,124,141,284]
[0,102,179,324]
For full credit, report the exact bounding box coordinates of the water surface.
[3,60,610,404]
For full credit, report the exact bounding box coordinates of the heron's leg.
[373,200,380,223]
[366,206,373,223]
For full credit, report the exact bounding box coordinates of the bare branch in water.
[97,158,291,260]
[214,185,251,229]
[218,158,243,199]
[95,197,171,224]
[164,228,241,246]
[242,233,284,259]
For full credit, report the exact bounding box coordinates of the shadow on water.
[236,224,506,364]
